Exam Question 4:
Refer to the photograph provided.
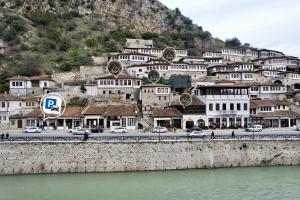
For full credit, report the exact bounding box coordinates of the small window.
[222,103,227,110]
[230,103,234,111]
[244,103,248,111]
[209,104,213,111]
[216,103,220,111]
[237,103,241,111]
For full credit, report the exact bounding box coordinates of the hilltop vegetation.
[0,0,226,92]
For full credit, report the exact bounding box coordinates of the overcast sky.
[159,0,300,57]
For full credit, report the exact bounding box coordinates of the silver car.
[24,127,42,133]
[188,130,207,138]
[72,128,90,135]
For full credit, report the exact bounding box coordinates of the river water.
[0,166,299,200]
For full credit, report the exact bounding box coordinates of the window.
[237,103,241,111]
[12,82,15,86]
[164,96,167,100]
[244,103,248,111]
[209,104,213,111]
[230,103,234,111]
[159,97,161,100]
[3,116,6,120]
[216,103,220,111]
[44,82,47,87]
[1,102,5,108]
[222,103,227,110]
[103,90,106,95]
[128,118,136,126]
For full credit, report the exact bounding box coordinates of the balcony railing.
[220,110,237,115]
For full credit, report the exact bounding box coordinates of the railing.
[1,134,300,143]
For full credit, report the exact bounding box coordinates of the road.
[2,129,300,138]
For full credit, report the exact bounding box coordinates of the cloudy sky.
[159,0,300,57]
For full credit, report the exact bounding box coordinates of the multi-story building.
[126,62,207,79]
[7,75,54,96]
[221,47,259,62]
[0,94,39,129]
[250,99,298,128]
[86,75,142,101]
[194,85,250,128]
[247,83,287,100]
[108,52,157,67]
[122,47,188,61]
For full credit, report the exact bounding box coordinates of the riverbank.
[0,140,300,175]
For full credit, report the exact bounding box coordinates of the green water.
[0,167,299,200]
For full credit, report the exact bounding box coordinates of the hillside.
[0,0,222,91]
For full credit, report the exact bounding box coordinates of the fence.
[1,134,300,143]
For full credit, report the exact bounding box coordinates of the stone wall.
[0,140,300,175]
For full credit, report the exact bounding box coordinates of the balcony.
[220,110,237,115]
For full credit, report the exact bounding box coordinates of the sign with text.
[40,93,66,118]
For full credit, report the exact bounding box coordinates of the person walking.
[1,133,4,141]
[5,133,9,140]
[211,131,215,139]
[232,130,235,138]
[83,131,89,141]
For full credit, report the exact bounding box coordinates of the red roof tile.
[153,108,182,118]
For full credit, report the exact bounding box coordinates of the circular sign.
[162,47,176,63]
[148,69,161,83]
[107,60,123,77]
[180,93,192,108]
[40,93,66,120]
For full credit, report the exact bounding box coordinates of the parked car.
[111,127,127,133]
[69,127,82,133]
[24,127,42,133]
[152,127,168,133]
[246,125,263,132]
[72,128,91,135]
[187,130,207,138]
[187,127,202,133]
[91,127,104,133]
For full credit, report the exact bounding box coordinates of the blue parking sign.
[45,98,57,110]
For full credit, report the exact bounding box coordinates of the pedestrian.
[5,133,9,140]
[232,130,235,138]
[83,132,89,141]
[174,127,176,132]
[211,131,215,139]
[1,133,4,141]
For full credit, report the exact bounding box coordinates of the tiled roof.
[172,96,205,106]
[26,106,84,118]
[0,94,40,102]
[95,74,141,80]
[62,106,84,118]
[82,105,107,115]
[251,99,290,108]
[251,110,299,118]
[153,108,182,118]
[7,75,52,81]
[103,104,138,117]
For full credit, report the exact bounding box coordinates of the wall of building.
[0,140,299,175]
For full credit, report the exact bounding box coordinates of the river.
[0,166,299,200]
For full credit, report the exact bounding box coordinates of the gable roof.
[102,104,138,117]
[250,99,290,108]
[7,75,52,81]
[82,105,107,115]
[153,108,182,118]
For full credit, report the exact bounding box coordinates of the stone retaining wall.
[0,140,300,175]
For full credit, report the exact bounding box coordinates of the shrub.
[142,32,159,39]
[26,11,57,26]
[68,97,88,107]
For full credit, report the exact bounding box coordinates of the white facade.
[194,85,250,128]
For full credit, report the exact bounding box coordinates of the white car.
[152,127,167,133]
[72,128,90,135]
[69,127,82,133]
[246,125,263,132]
[24,127,42,133]
[188,130,207,138]
[111,127,127,133]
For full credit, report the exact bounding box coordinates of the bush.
[26,11,57,26]
[68,97,88,107]
[142,32,159,39]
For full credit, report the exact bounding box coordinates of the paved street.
[2,129,300,138]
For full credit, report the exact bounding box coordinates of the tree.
[225,37,241,47]
[68,97,88,107]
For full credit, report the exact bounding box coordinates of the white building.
[193,85,250,128]
[0,94,39,129]
[122,47,188,61]
[7,75,53,96]
[221,47,258,62]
